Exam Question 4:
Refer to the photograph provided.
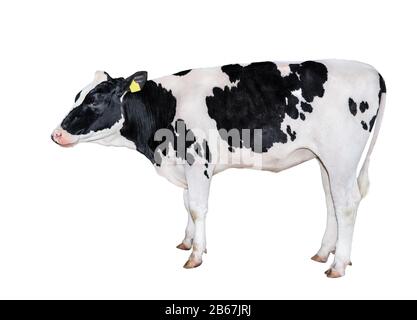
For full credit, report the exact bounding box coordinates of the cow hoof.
[183,259,202,269]
[324,268,344,278]
[176,242,192,251]
[311,254,328,263]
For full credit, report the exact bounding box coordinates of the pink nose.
[51,128,76,147]
[53,130,62,139]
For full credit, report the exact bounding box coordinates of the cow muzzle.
[51,128,78,147]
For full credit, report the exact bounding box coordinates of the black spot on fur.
[378,73,386,104]
[194,143,202,157]
[204,170,209,179]
[174,119,196,154]
[202,140,212,163]
[300,113,305,121]
[221,64,244,83]
[286,125,296,141]
[360,101,369,113]
[120,80,177,162]
[369,115,377,132]
[367,74,385,133]
[285,95,300,119]
[174,69,191,76]
[74,90,81,103]
[348,98,357,116]
[206,61,328,152]
[289,61,328,103]
[301,102,312,113]
[187,153,195,165]
[361,121,368,131]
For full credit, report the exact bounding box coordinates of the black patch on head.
[221,64,244,83]
[206,61,328,152]
[174,69,191,76]
[361,121,368,131]
[120,80,177,162]
[286,125,296,141]
[74,91,81,103]
[359,101,369,113]
[62,80,123,135]
[378,73,386,104]
[348,98,357,116]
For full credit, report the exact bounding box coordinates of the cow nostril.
[54,131,62,138]
[51,134,59,144]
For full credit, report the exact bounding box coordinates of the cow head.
[51,70,147,147]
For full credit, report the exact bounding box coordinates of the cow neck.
[120,80,177,164]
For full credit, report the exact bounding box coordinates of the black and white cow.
[52,60,386,277]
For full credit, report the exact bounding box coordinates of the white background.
[0,0,415,299]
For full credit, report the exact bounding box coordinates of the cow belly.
[213,147,316,174]
[261,148,316,172]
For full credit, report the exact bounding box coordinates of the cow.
[51,60,386,278]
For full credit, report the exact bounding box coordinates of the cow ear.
[104,71,112,80]
[94,70,110,82]
[125,71,148,93]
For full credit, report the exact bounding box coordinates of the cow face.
[51,71,147,147]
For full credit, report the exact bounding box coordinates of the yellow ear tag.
[129,80,141,93]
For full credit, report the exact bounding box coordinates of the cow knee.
[188,201,207,220]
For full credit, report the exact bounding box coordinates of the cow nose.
[51,128,78,147]
[53,130,62,139]
[51,129,62,143]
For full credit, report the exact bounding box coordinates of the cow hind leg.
[177,189,195,251]
[311,160,337,263]
[323,164,361,278]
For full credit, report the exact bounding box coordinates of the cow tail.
[358,73,386,199]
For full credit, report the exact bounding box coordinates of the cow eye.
[84,95,96,106]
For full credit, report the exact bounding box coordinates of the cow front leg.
[183,165,212,269]
[177,189,195,251]
[312,161,337,263]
